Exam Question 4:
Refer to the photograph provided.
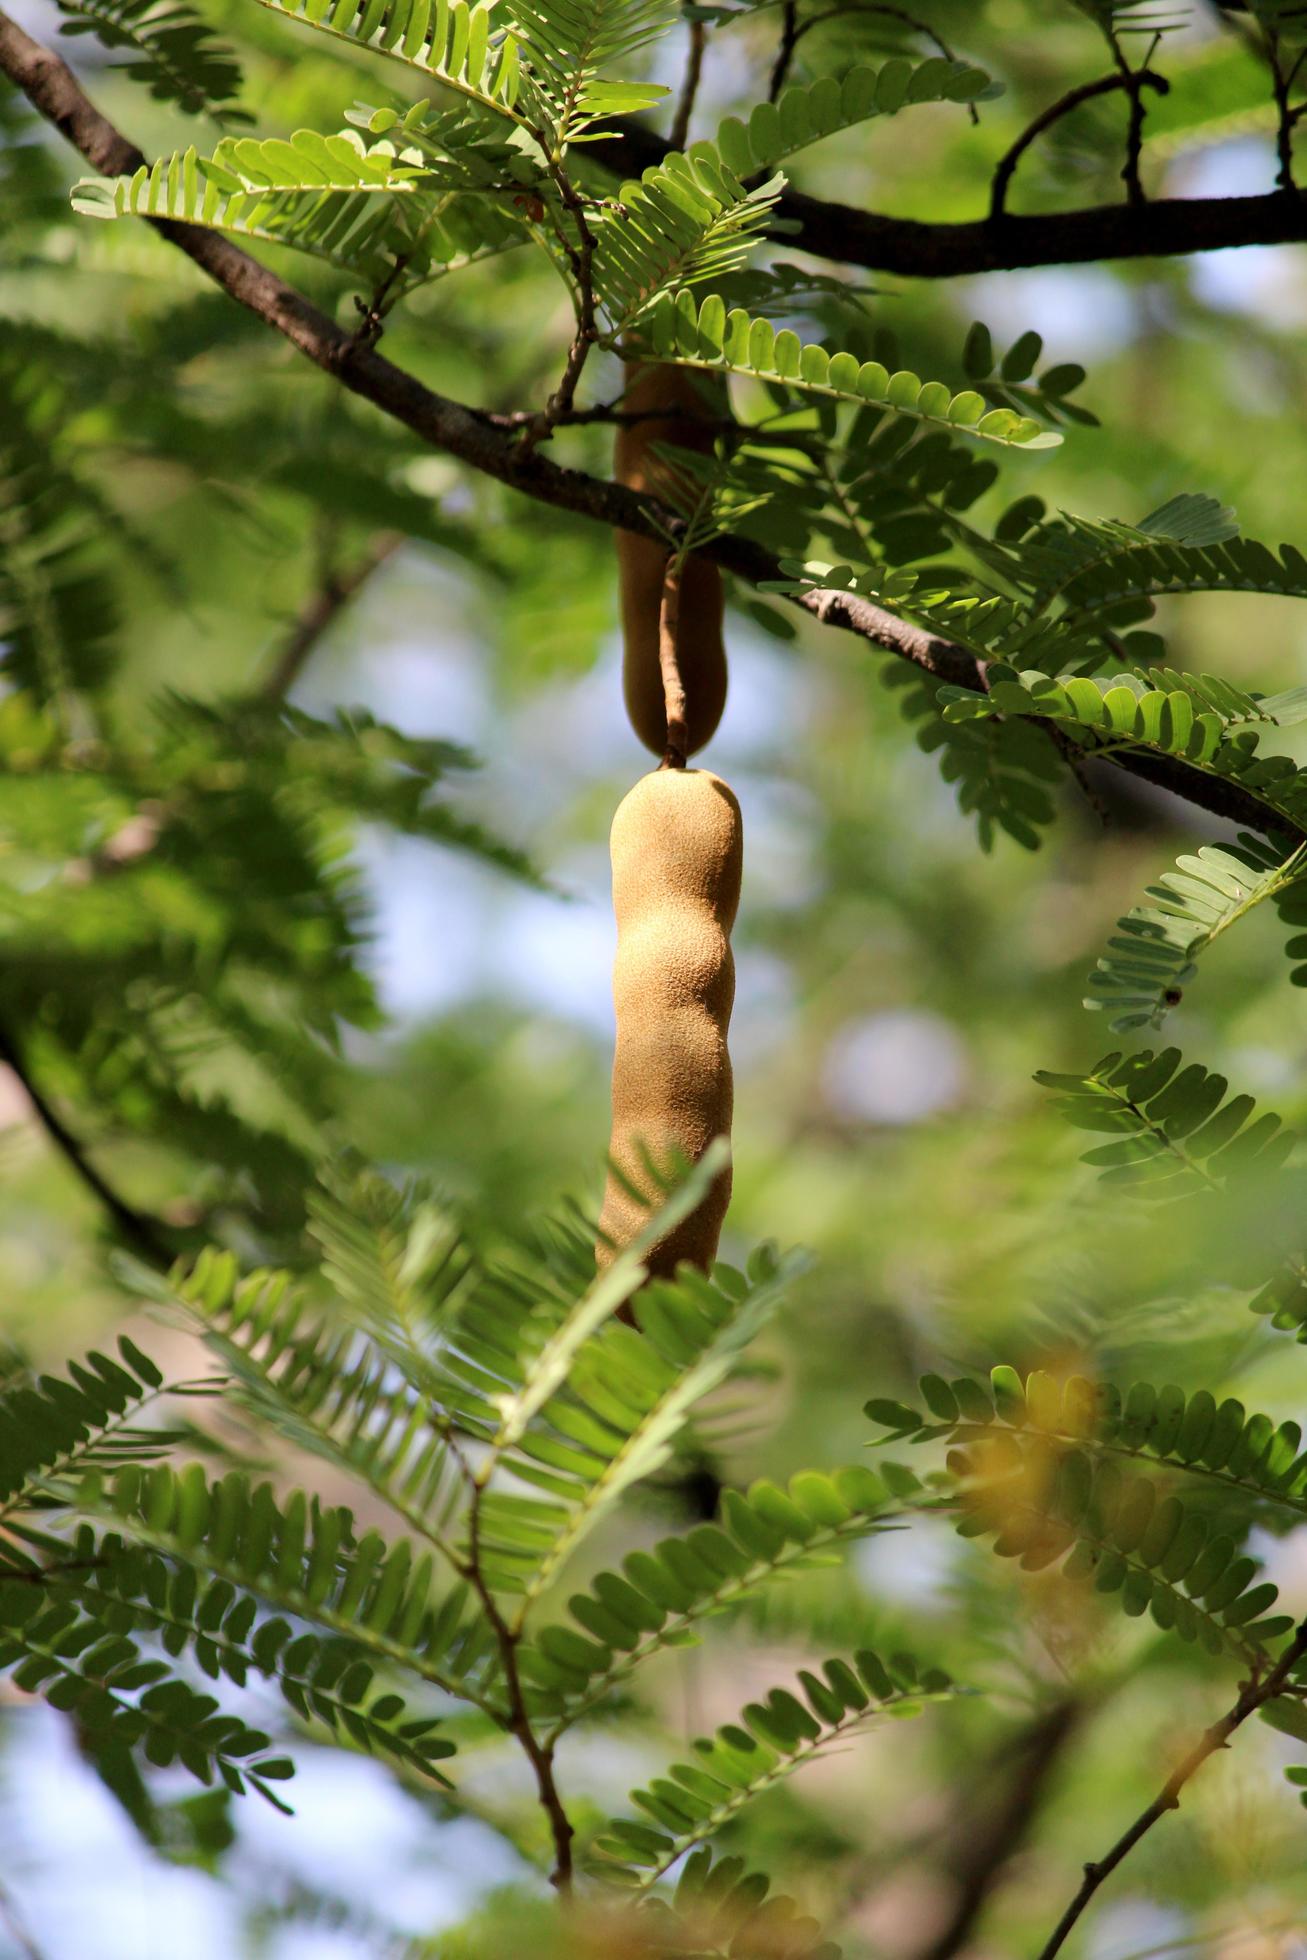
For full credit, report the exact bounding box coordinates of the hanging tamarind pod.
[614,362,728,757]
[597,766,742,1278]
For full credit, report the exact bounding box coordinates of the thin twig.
[259,529,402,700]
[769,0,799,100]
[990,70,1167,221]
[1268,31,1301,192]
[458,1471,575,1891]
[669,17,706,149]
[1035,1618,1307,1960]
[0,1876,45,1960]
[0,1019,173,1268]
[523,158,600,450]
[658,553,688,767]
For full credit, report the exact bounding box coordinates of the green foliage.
[1085,834,1307,1031]
[594,1647,961,1887]
[883,663,1065,851]
[52,0,246,119]
[0,1579,293,1805]
[0,362,120,703]
[506,0,678,141]
[15,0,1307,1946]
[70,130,528,293]
[249,0,525,125]
[1034,1046,1298,1199]
[868,1366,1307,1525]
[593,148,784,331]
[0,1334,199,1513]
[867,1370,1296,1663]
[641,290,1063,448]
[523,1462,899,1722]
[712,60,993,176]
[637,1847,841,1960]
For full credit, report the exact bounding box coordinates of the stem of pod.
[658,552,687,770]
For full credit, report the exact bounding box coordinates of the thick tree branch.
[2,10,1300,847]
[587,123,1307,278]
[1036,1620,1307,1960]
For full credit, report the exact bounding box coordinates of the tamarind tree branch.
[668,16,706,148]
[1035,1619,1307,1960]
[2,9,1299,847]
[586,123,1307,277]
[989,70,1167,221]
[769,0,799,102]
[0,1019,174,1268]
[260,528,403,700]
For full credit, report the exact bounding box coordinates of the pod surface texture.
[598,768,742,1278]
[614,362,727,758]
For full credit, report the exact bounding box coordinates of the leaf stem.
[658,553,688,767]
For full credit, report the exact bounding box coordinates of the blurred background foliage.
[6,0,1307,1953]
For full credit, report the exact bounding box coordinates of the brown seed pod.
[597,767,742,1278]
[614,362,727,758]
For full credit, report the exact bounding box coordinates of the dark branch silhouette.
[0,1019,173,1268]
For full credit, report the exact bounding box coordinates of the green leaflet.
[593,151,784,331]
[0,368,121,703]
[866,1366,1297,1664]
[52,0,246,120]
[68,130,531,298]
[954,1437,1288,1663]
[639,289,1062,449]
[69,1458,504,1713]
[520,1463,899,1727]
[935,662,1307,835]
[1086,835,1307,1031]
[0,1334,196,1517]
[507,0,677,142]
[868,1367,1307,1524]
[167,1162,807,1618]
[1034,1046,1297,1197]
[248,0,523,126]
[882,664,1064,853]
[0,1576,293,1808]
[638,1847,841,1960]
[248,0,675,144]
[475,1230,809,1614]
[710,58,992,177]
[75,129,434,209]
[1036,1048,1307,1331]
[593,1648,961,1889]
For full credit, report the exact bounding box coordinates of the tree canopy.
[5,1,1307,1955]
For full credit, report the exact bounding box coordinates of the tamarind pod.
[614,362,728,758]
[597,768,742,1279]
